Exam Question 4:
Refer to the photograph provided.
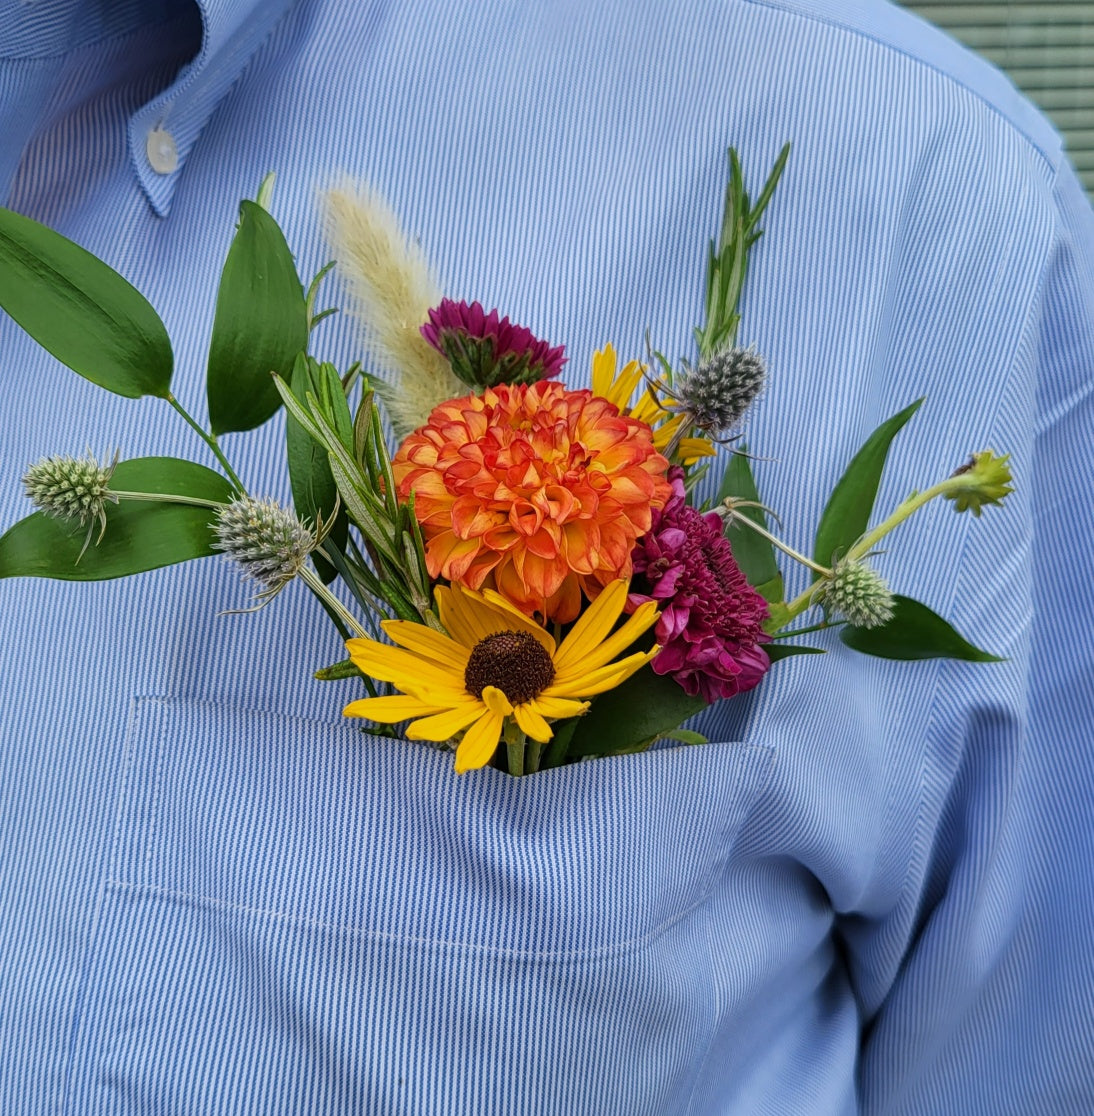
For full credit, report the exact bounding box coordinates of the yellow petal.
[381,619,470,667]
[345,640,461,692]
[679,436,717,461]
[454,711,504,773]
[551,579,628,674]
[589,344,617,400]
[475,588,557,655]
[553,599,660,683]
[406,702,487,742]
[529,695,589,720]
[343,694,448,722]
[480,685,514,717]
[548,647,658,698]
[513,702,553,743]
[437,584,555,656]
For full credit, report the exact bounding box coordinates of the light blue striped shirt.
[1,0,1092,1111]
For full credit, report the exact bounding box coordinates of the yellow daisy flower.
[343,579,660,773]
[590,344,716,465]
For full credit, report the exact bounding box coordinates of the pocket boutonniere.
[0,147,1011,774]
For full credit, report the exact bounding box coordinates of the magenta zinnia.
[628,470,770,702]
[420,298,567,388]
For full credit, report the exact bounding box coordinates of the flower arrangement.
[0,149,1012,775]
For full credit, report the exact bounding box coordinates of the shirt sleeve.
[856,158,1094,1114]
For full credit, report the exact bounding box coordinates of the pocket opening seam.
[101,874,727,964]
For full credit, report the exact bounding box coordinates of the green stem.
[526,736,544,774]
[111,490,224,510]
[299,566,369,638]
[843,476,963,564]
[771,619,845,640]
[167,394,246,493]
[729,510,832,577]
[782,474,970,625]
[504,720,526,777]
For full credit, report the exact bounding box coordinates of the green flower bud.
[22,451,119,559]
[213,495,316,595]
[945,450,1013,517]
[824,558,895,629]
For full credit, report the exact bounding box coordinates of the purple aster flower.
[629,469,770,703]
[420,298,567,389]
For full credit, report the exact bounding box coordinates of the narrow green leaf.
[744,142,791,235]
[0,207,173,398]
[812,398,924,571]
[314,658,364,681]
[286,356,346,584]
[207,200,308,434]
[717,447,784,602]
[766,642,826,662]
[0,457,232,580]
[839,594,1004,662]
[314,361,355,453]
[567,668,708,758]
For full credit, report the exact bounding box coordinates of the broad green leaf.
[567,667,707,758]
[286,356,347,584]
[717,447,783,604]
[0,457,232,580]
[660,729,708,746]
[0,207,173,398]
[839,594,1004,662]
[812,398,923,572]
[207,200,308,435]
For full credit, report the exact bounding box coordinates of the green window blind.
[904,2,1094,195]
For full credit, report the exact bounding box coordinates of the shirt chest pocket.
[65,696,774,1115]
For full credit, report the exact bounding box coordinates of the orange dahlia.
[393,379,672,622]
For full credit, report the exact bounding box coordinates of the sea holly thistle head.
[22,451,119,559]
[213,494,323,603]
[822,557,895,629]
[945,450,1013,516]
[420,298,567,389]
[664,345,766,439]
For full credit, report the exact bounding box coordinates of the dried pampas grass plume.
[322,181,463,439]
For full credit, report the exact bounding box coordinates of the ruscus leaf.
[567,668,708,758]
[0,457,233,580]
[812,398,923,573]
[838,594,1005,662]
[206,199,308,434]
[0,207,173,398]
[717,447,784,603]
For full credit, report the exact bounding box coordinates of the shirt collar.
[130,0,298,215]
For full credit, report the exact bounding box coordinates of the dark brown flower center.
[464,630,555,705]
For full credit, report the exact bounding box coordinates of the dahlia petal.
[451,495,498,539]
[427,532,482,582]
[542,573,582,624]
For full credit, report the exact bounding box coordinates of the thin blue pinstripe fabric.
[0,0,1091,1111]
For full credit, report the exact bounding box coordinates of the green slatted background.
[905,2,1094,195]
